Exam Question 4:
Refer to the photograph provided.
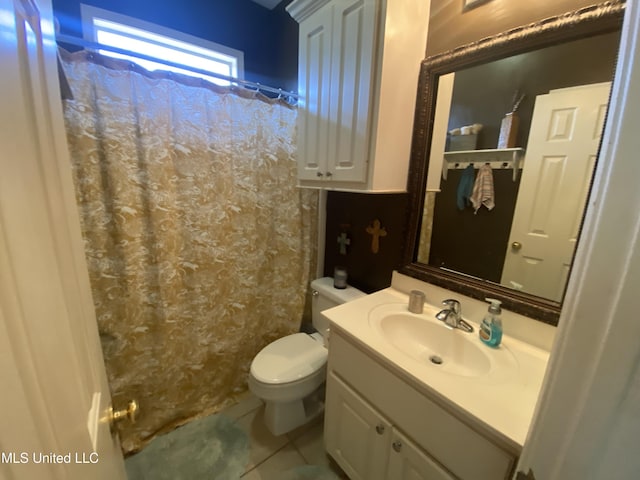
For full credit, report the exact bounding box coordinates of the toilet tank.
[310,277,366,336]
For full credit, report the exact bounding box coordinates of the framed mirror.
[400,2,625,325]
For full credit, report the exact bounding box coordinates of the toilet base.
[263,383,325,436]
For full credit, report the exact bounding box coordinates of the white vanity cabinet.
[325,371,390,480]
[326,371,454,480]
[325,330,518,480]
[286,0,429,191]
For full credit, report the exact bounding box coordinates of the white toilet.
[248,277,365,435]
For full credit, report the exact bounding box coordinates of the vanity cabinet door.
[386,430,455,480]
[325,371,390,480]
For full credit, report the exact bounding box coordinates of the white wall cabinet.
[325,330,518,479]
[287,0,430,191]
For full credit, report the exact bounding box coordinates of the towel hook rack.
[442,148,525,181]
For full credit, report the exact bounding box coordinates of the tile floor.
[125,392,348,480]
[219,392,348,479]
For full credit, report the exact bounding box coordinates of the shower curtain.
[61,51,318,453]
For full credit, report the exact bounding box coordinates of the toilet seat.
[250,333,327,384]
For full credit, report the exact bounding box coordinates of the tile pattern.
[231,393,348,479]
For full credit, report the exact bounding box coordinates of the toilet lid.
[251,333,327,384]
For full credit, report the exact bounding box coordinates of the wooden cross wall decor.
[366,219,387,254]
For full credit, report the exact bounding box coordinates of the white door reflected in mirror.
[501,82,611,301]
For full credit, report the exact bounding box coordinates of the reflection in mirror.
[401,2,625,325]
[418,33,620,303]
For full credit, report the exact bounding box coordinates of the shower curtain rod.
[56,34,299,101]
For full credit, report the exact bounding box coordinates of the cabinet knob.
[375,424,385,435]
[511,241,522,251]
[392,440,402,452]
[317,172,324,177]
[325,171,333,177]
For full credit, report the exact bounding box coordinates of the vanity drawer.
[328,331,517,480]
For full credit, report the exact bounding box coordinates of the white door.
[0,0,127,478]
[501,82,611,301]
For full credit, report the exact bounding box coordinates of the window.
[80,5,244,86]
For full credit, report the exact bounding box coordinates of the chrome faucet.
[436,299,474,333]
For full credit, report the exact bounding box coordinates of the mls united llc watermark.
[1,451,99,464]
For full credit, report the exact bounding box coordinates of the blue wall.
[53,0,298,93]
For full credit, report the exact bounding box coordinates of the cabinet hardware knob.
[375,424,385,434]
[392,440,402,452]
[311,289,319,296]
[326,171,333,177]
[317,172,324,177]
[511,241,522,251]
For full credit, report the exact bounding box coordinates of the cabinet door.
[386,430,456,480]
[298,2,333,181]
[325,372,390,480]
[326,0,378,182]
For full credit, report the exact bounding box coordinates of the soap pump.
[479,298,503,347]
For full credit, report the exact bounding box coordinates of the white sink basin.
[368,304,518,381]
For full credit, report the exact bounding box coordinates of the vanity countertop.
[322,286,550,452]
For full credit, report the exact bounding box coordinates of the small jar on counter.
[333,267,348,289]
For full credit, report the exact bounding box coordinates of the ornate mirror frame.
[400,1,625,325]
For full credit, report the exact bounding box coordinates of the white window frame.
[80,5,245,86]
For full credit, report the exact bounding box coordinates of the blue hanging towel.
[456,165,475,210]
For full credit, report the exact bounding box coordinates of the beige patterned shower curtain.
[61,51,318,453]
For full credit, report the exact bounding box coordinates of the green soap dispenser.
[479,298,503,347]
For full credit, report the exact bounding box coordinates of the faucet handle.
[442,299,461,315]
